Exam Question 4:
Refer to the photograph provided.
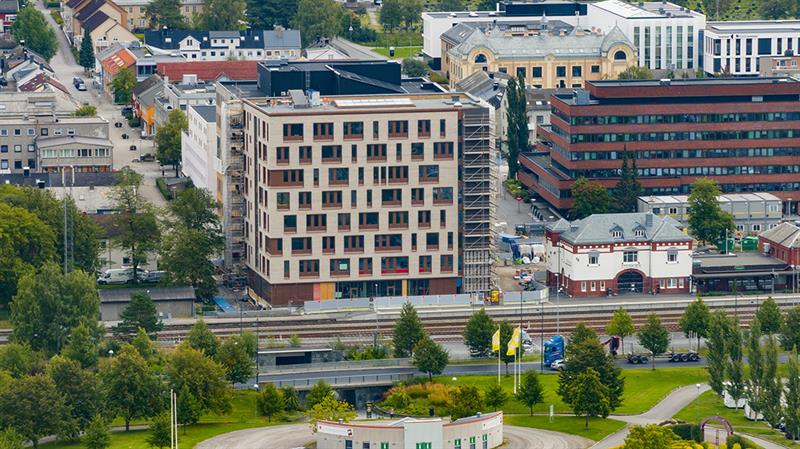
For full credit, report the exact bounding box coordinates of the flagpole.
[170,389,174,449]
[497,340,500,385]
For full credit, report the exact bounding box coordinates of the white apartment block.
[704,21,800,75]
[588,0,706,71]
[240,91,495,305]
[181,105,219,199]
[545,213,693,297]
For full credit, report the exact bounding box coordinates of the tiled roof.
[101,47,136,77]
[760,222,800,249]
[547,212,692,244]
[156,60,258,81]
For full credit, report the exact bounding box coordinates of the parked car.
[550,359,565,371]
[97,268,134,285]
[138,153,155,162]
[138,270,166,283]
[114,122,123,128]
[121,106,133,116]
[73,77,86,91]
[130,145,137,151]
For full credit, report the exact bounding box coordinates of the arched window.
[474,53,487,63]
[614,50,627,60]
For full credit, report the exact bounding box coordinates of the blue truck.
[544,334,698,367]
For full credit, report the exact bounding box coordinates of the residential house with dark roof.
[759,221,800,267]
[69,0,136,51]
[143,28,301,62]
[0,0,18,35]
[132,74,163,136]
[545,212,693,296]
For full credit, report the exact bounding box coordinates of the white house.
[143,28,301,62]
[703,20,800,75]
[587,0,706,71]
[181,104,219,199]
[545,213,693,297]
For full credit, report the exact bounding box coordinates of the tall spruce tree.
[612,149,641,213]
[393,302,425,358]
[505,76,528,179]
[79,32,95,72]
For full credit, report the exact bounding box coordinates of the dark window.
[283,123,303,140]
[426,232,439,250]
[298,146,312,163]
[338,213,351,230]
[441,254,453,272]
[367,144,387,161]
[417,120,431,137]
[359,257,373,275]
[329,167,349,185]
[323,236,336,253]
[532,67,542,77]
[298,191,312,209]
[388,120,408,138]
[343,121,363,139]
[359,212,379,229]
[516,67,526,79]
[321,145,342,162]
[591,65,600,73]
[439,119,446,137]
[419,165,439,182]
[284,215,297,232]
[276,146,289,163]
[313,122,334,139]
[759,38,772,55]
[372,121,379,138]
[375,234,403,251]
[613,50,627,60]
[419,255,432,273]
[572,65,582,77]
[411,143,424,159]
[388,211,409,228]
[330,258,350,275]
[322,190,343,207]
[306,214,327,231]
[381,188,402,205]
[556,66,566,77]
[299,259,319,277]
[418,210,431,227]
[433,187,453,203]
[291,237,312,254]
[344,235,365,252]
[380,256,408,274]
[433,142,453,159]
[411,188,424,205]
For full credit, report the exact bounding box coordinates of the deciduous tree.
[246,0,297,30]
[786,348,800,438]
[306,380,334,409]
[0,429,25,449]
[257,383,285,422]
[436,0,465,10]
[0,342,39,378]
[393,302,425,358]
[497,321,516,374]
[726,319,745,409]
[762,335,783,426]
[186,319,219,357]
[571,177,610,219]
[109,168,161,283]
[308,396,356,432]
[197,0,245,30]
[688,178,734,246]
[167,345,232,417]
[10,263,99,353]
[114,291,163,337]
[464,309,496,357]
[516,370,544,415]
[706,311,731,396]
[282,385,300,412]
[617,66,654,80]
[11,6,57,61]
[292,0,343,46]
[759,0,797,19]
[48,356,104,434]
[484,383,507,411]
[570,368,610,429]
[412,335,448,380]
[131,327,158,360]
[756,296,783,335]
[680,297,710,351]
[155,109,188,178]
[111,68,136,104]
[557,324,623,411]
[0,375,69,448]
[638,313,669,370]
[102,345,165,430]
[782,306,800,350]
[449,384,484,420]
[0,203,56,306]
[402,58,428,77]
[215,335,254,384]
[379,0,403,31]
[605,307,634,354]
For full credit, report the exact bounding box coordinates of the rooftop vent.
[659,78,671,86]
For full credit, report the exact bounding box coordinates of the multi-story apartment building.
[520,78,800,216]
[637,193,783,234]
[704,21,800,76]
[588,0,705,72]
[446,24,636,88]
[545,213,693,297]
[112,0,203,30]
[760,54,800,77]
[422,0,588,68]
[181,105,218,199]
[238,90,495,305]
[0,92,112,175]
[143,29,301,62]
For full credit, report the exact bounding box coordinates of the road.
[35,0,166,205]
[195,423,592,449]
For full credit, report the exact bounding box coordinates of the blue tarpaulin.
[213,297,237,314]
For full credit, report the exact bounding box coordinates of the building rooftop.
[547,212,692,244]
[0,0,19,13]
[37,135,113,148]
[157,60,258,82]
[46,185,116,214]
[592,0,703,19]
[707,20,800,33]
[99,287,196,303]
[456,70,508,108]
[190,104,216,122]
[144,29,301,51]
[449,24,632,60]
[441,20,573,46]
[0,90,78,115]
[590,77,800,88]
[81,10,110,34]
[245,91,485,115]
[424,1,585,18]
[760,221,800,249]
[100,47,137,78]
[639,193,782,205]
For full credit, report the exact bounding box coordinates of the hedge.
[156,178,173,201]
[725,434,763,449]
[670,424,703,443]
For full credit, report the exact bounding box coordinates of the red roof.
[100,47,136,77]
[156,60,258,82]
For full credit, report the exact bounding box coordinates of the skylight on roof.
[333,98,415,108]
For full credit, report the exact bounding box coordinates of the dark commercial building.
[520,78,800,215]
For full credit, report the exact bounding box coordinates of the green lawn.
[505,414,626,442]
[371,46,422,59]
[42,391,299,449]
[435,367,708,416]
[674,390,800,449]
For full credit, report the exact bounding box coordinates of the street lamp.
[451,377,457,384]
[253,383,260,419]
[108,349,114,357]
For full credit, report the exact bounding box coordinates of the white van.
[97,268,135,285]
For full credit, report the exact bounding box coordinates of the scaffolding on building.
[460,102,497,294]
[221,98,247,282]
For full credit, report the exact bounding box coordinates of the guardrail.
[266,373,414,389]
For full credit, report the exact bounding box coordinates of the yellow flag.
[507,327,521,356]
[491,329,500,352]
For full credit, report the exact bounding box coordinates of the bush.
[429,72,448,86]
[127,116,141,128]
[155,178,173,201]
[345,344,388,361]
[669,423,702,442]
[725,435,763,449]
[383,391,411,409]
[402,58,429,77]
[50,10,64,25]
